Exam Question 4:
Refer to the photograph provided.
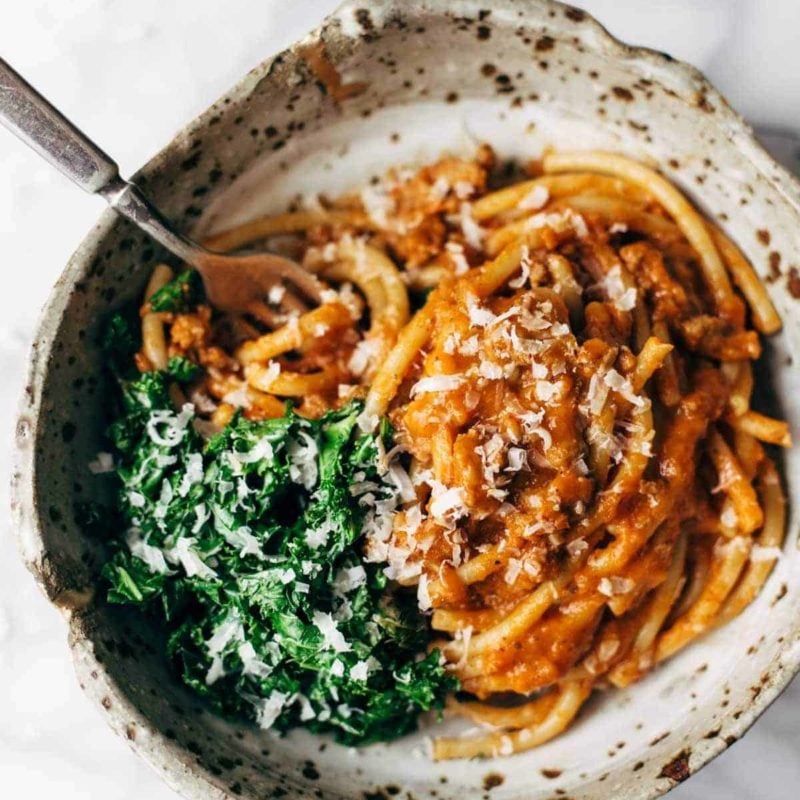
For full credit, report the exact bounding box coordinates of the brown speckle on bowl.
[658,750,691,783]
[482,773,504,790]
[180,152,202,171]
[786,267,800,298]
[768,250,782,279]
[649,732,670,747]
[772,582,789,605]
[541,768,562,779]
[694,91,715,113]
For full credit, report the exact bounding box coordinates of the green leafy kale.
[99,367,455,744]
[166,356,201,383]
[148,269,204,313]
[102,310,140,379]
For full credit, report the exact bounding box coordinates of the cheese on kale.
[99,364,454,744]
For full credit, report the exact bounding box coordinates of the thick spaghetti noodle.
[131,148,788,758]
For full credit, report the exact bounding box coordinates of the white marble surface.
[0,1,798,797]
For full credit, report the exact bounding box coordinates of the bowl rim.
[11,1,800,798]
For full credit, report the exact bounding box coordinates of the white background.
[0,1,798,797]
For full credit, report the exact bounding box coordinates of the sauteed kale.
[95,312,454,745]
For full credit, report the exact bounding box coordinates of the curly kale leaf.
[97,376,455,745]
[102,310,140,379]
[148,269,204,313]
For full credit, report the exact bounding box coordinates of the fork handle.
[0,57,119,193]
[0,57,202,264]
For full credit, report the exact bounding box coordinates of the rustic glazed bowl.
[12,1,800,798]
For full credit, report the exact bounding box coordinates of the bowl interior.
[15,3,800,800]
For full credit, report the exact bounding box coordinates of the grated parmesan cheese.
[719,503,739,530]
[459,202,484,250]
[312,611,352,653]
[566,538,588,558]
[178,452,204,497]
[518,184,550,210]
[504,558,523,585]
[430,175,450,200]
[599,265,637,312]
[145,403,194,448]
[267,284,286,306]
[417,573,432,611]
[348,337,382,377]
[330,659,345,678]
[535,379,562,403]
[604,369,646,408]
[445,241,470,275]
[360,184,395,227]
[505,447,529,472]
[459,335,480,355]
[333,564,368,594]
[259,361,282,391]
[466,295,496,328]
[287,431,319,490]
[221,386,250,409]
[598,576,635,597]
[428,483,469,528]
[454,180,475,199]
[350,660,370,681]
[164,536,217,579]
[750,545,783,563]
[508,244,532,289]
[125,528,170,575]
[88,451,115,474]
[410,374,465,397]
[256,691,290,730]
[478,360,504,380]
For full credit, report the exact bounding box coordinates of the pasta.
[129,147,788,758]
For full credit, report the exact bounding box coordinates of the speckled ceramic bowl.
[12,1,800,798]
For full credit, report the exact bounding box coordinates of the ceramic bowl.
[12,1,800,798]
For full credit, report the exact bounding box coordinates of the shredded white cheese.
[287,431,319,490]
[145,404,194,448]
[604,369,646,408]
[459,202,484,250]
[508,245,532,289]
[348,337,382,377]
[256,691,290,730]
[312,611,351,653]
[409,374,465,397]
[417,573,432,611]
[267,284,286,306]
[598,576,635,597]
[360,184,395,228]
[445,241,470,275]
[600,265,637,312]
[88,451,115,474]
[750,545,784,563]
[125,528,170,575]
[518,184,550,211]
[164,537,217,579]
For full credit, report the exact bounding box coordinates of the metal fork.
[0,58,321,321]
